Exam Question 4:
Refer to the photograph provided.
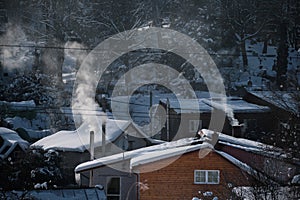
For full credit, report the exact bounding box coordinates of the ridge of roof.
[75,137,209,173]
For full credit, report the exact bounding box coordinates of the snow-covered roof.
[160,98,212,114]
[200,129,299,167]
[205,129,288,159]
[2,187,106,200]
[216,150,278,184]
[16,128,53,141]
[130,143,212,170]
[0,100,36,110]
[247,90,299,115]
[202,97,270,113]
[31,119,131,152]
[75,137,212,173]
[216,150,260,179]
[159,97,270,114]
[0,127,29,159]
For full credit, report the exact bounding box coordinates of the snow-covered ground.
[231,40,300,90]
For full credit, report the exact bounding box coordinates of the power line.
[1,43,299,58]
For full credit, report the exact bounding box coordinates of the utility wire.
[1,44,299,58]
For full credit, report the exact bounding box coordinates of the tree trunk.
[276,22,288,88]
[241,39,248,69]
[262,35,269,54]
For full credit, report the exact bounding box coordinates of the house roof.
[202,97,270,113]
[197,129,295,163]
[75,131,267,179]
[246,90,299,115]
[130,143,213,170]
[75,137,213,173]
[0,100,36,111]
[160,98,212,114]
[2,187,106,200]
[31,119,153,152]
[216,150,272,184]
[215,130,290,160]
[75,128,299,185]
[0,127,29,159]
[160,97,270,114]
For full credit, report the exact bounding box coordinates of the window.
[194,170,219,184]
[189,120,202,133]
[106,177,121,200]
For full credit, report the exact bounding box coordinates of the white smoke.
[202,98,239,126]
[0,24,34,73]
[225,107,239,126]
[71,50,106,136]
[64,41,88,72]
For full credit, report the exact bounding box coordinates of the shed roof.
[0,127,29,159]
[31,119,154,152]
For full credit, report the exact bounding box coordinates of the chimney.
[90,131,95,160]
[102,123,106,156]
[89,131,94,187]
[166,98,170,141]
[232,124,242,137]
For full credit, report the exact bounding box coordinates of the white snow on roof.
[17,128,53,140]
[202,98,270,113]
[0,127,29,159]
[0,100,36,110]
[130,143,212,169]
[31,119,131,152]
[216,150,258,177]
[75,137,209,173]
[216,150,278,185]
[4,115,51,131]
[160,98,212,114]
[247,90,299,115]
[3,188,106,200]
[210,129,288,159]
[159,97,270,114]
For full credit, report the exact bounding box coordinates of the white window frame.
[194,170,220,184]
[106,176,121,200]
[189,120,202,133]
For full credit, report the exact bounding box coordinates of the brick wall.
[138,151,253,200]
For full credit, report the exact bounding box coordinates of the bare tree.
[220,0,269,69]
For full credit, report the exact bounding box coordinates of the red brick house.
[136,150,254,199]
[75,133,259,200]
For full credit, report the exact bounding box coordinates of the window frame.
[106,176,121,200]
[194,170,220,184]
